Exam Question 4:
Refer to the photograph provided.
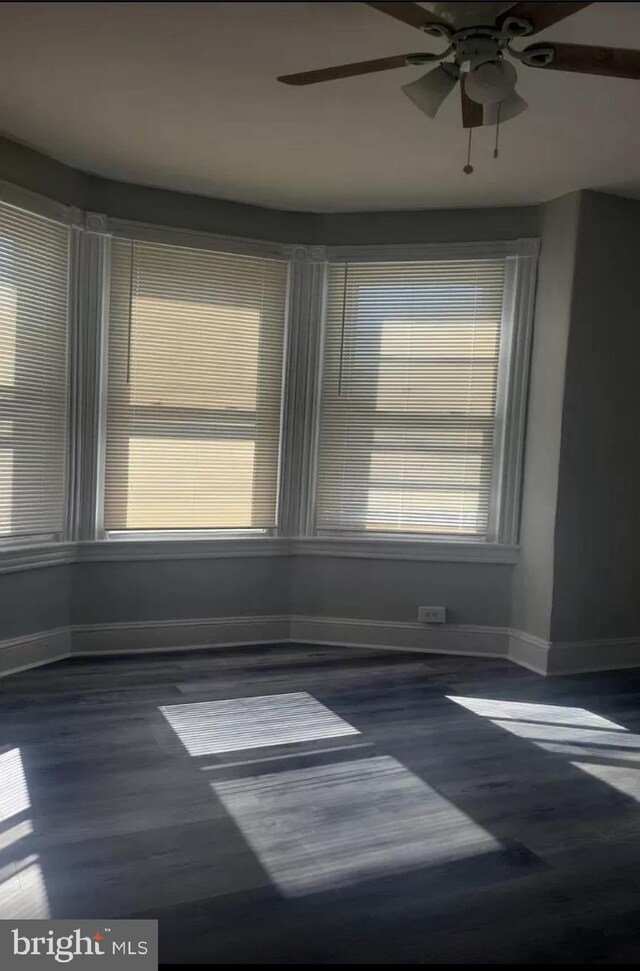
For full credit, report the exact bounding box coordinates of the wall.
[290,556,512,627]
[0,135,541,246]
[71,556,290,627]
[511,192,581,643]
[551,192,640,643]
[511,189,640,671]
[0,564,72,675]
[0,564,72,640]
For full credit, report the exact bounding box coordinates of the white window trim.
[0,181,77,555]
[0,178,77,229]
[94,219,295,543]
[325,238,539,263]
[106,216,291,262]
[106,529,272,542]
[0,179,536,567]
[309,238,538,547]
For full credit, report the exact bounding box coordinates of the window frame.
[309,239,538,548]
[95,218,293,542]
[0,183,75,552]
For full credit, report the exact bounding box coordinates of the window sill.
[290,537,518,564]
[0,541,76,574]
[104,529,271,541]
[77,536,289,561]
[0,535,518,572]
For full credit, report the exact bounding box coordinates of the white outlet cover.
[418,606,446,625]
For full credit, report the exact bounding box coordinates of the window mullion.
[277,246,327,538]
[66,213,111,541]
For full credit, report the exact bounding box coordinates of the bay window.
[0,186,535,556]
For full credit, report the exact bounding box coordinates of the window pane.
[104,240,287,532]
[0,204,69,540]
[315,259,505,537]
[125,437,256,530]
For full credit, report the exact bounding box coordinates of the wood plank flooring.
[2,644,640,963]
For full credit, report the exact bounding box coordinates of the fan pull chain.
[493,102,502,159]
[463,128,473,174]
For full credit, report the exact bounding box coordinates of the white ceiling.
[1,1,640,211]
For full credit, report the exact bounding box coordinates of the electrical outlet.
[418,606,446,625]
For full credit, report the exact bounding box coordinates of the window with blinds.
[0,203,69,542]
[315,259,506,538]
[104,240,288,533]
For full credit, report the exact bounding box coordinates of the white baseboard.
[0,615,509,679]
[72,615,289,656]
[507,630,550,675]
[547,636,640,675]
[508,631,640,676]
[289,616,509,659]
[0,627,71,678]
[2,616,639,680]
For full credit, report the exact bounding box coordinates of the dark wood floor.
[3,644,640,964]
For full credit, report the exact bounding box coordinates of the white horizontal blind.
[0,203,69,541]
[104,240,288,532]
[315,259,506,537]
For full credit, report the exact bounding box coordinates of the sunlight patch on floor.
[571,760,640,801]
[160,692,359,756]
[0,856,50,919]
[0,749,30,822]
[447,695,640,804]
[537,742,640,762]
[211,755,500,897]
[0,749,49,919]
[0,820,33,852]
[446,697,626,731]
[491,721,640,748]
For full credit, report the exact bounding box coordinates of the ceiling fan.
[277,2,640,130]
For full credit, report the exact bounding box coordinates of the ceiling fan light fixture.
[484,89,528,125]
[465,59,517,105]
[401,61,460,118]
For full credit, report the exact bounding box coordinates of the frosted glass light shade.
[484,89,528,125]
[401,63,459,118]
[465,59,517,105]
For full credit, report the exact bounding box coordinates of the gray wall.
[71,557,291,627]
[513,189,640,648]
[0,554,511,643]
[68,555,511,629]
[0,565,72,640]
[290,556,512,627]
[0,135,540,245]
[551,192,640,642]
[511,192,581,642]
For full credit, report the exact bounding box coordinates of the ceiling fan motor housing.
[456,35,504,70]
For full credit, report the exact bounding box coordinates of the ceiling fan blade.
[461,78,484,129]
[364,2,449,31]
[524,42,640,79]
[498,2,592,34]
[278,54,423,86]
